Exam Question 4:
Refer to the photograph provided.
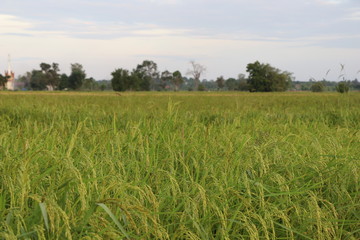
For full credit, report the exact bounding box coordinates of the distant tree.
[47,63,60,90]
[350,78,360,90]
[68,63,86,90]
[135,60,159,91]
[246,61,292,92]
[160,70,172,90]
[336,81,349,93]
[59,74,69,90]
[131,70,148,91]
[310,82,325,92]
[39,62,60,90]
[198,83,206,91]
[30,70,47,90]
[237,74,249,91]
[216,76,225,90]
[187,61,206,90]
[40,63,51,72]
[111,68,131,91]
[225,78,237,91]
[172,70,183,91]
[0,74,9,89]
[16,72,32,90]
[81,77,98,91]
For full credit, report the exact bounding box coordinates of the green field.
[0,92,359,239]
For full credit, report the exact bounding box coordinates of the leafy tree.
[237,74,249,91]
[198,83,206,91]
[225,78,237,91]
[0,74,9,89]
[187,61,206,90]
[68,63,86,90]
[59,74,69,90]
[16,72,32,90]
[160,70,172,90]
[350,79,360,90]
[111,68,131,91]
[30,70,47,90]
[81,77,98,91]
[216,76,225,90]
[246,61,292,92]
[39,62,60,90]
[47,63,60,89]
[135,60,159,91]
[172,70,183,91]
[336,81,349,93]
[310,82,325,92]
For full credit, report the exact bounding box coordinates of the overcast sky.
[1,0,359,81]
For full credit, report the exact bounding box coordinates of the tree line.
[15,63,95,91]
[3,60,358,92]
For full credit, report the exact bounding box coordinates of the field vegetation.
[0,91,359,239]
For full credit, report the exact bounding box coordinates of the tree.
[336,81,349,93]
[111,68,131,91]
[17,72,32,90]
[39,62,60,90]
[160,70,172,90]
[198,83,206,91]
[187,61,206,90]
[172,70,183,91]
[0,74,9,89]
[59,74,69,90]
[350,79,360,90]
[30,70,47,90]
[47,63,60,90]
[135,60,159,91]
[310,82,325,92]
[81,77,98,91]
[225,78,237,91]
[68,63,86,90]
[246,61,292,92]
[237,74,249,91]
[216,76,225,90]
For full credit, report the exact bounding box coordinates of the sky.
[0,0,360,81]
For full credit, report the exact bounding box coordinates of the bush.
[336,82,349,93]
[311,82,325,92]
[198,84,206,91]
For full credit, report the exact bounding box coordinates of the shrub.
[336,81,349,93]
[311,82,325,92]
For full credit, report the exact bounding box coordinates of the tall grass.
[0,92,359,239]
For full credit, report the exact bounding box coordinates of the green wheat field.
[0,91,359,239]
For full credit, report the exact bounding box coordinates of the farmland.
[0,91,359,239]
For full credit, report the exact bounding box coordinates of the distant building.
[5,55,15,90]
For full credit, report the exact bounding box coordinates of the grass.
[0,91,359,239]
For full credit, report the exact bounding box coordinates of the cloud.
[1,0,360,81]
[0,15,33,34]
[143,0,180,4]
[344,9,360,21]
[315,0,346,5]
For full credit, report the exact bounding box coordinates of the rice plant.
[0,91,359,239]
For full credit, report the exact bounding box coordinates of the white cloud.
[344,9,360,21]
[316,0,346,5]
[1,0,360,81]
[0,15,33,34]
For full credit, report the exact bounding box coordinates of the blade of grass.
[96,203,130,239]
[39,202,49,231]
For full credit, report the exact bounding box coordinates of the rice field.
[0,91,359,239]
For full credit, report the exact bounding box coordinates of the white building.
[5,55,15,90]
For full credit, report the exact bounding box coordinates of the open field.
[0,91,359,239]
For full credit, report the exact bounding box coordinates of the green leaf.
[39,202,49,231]
[96,203,130,239]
